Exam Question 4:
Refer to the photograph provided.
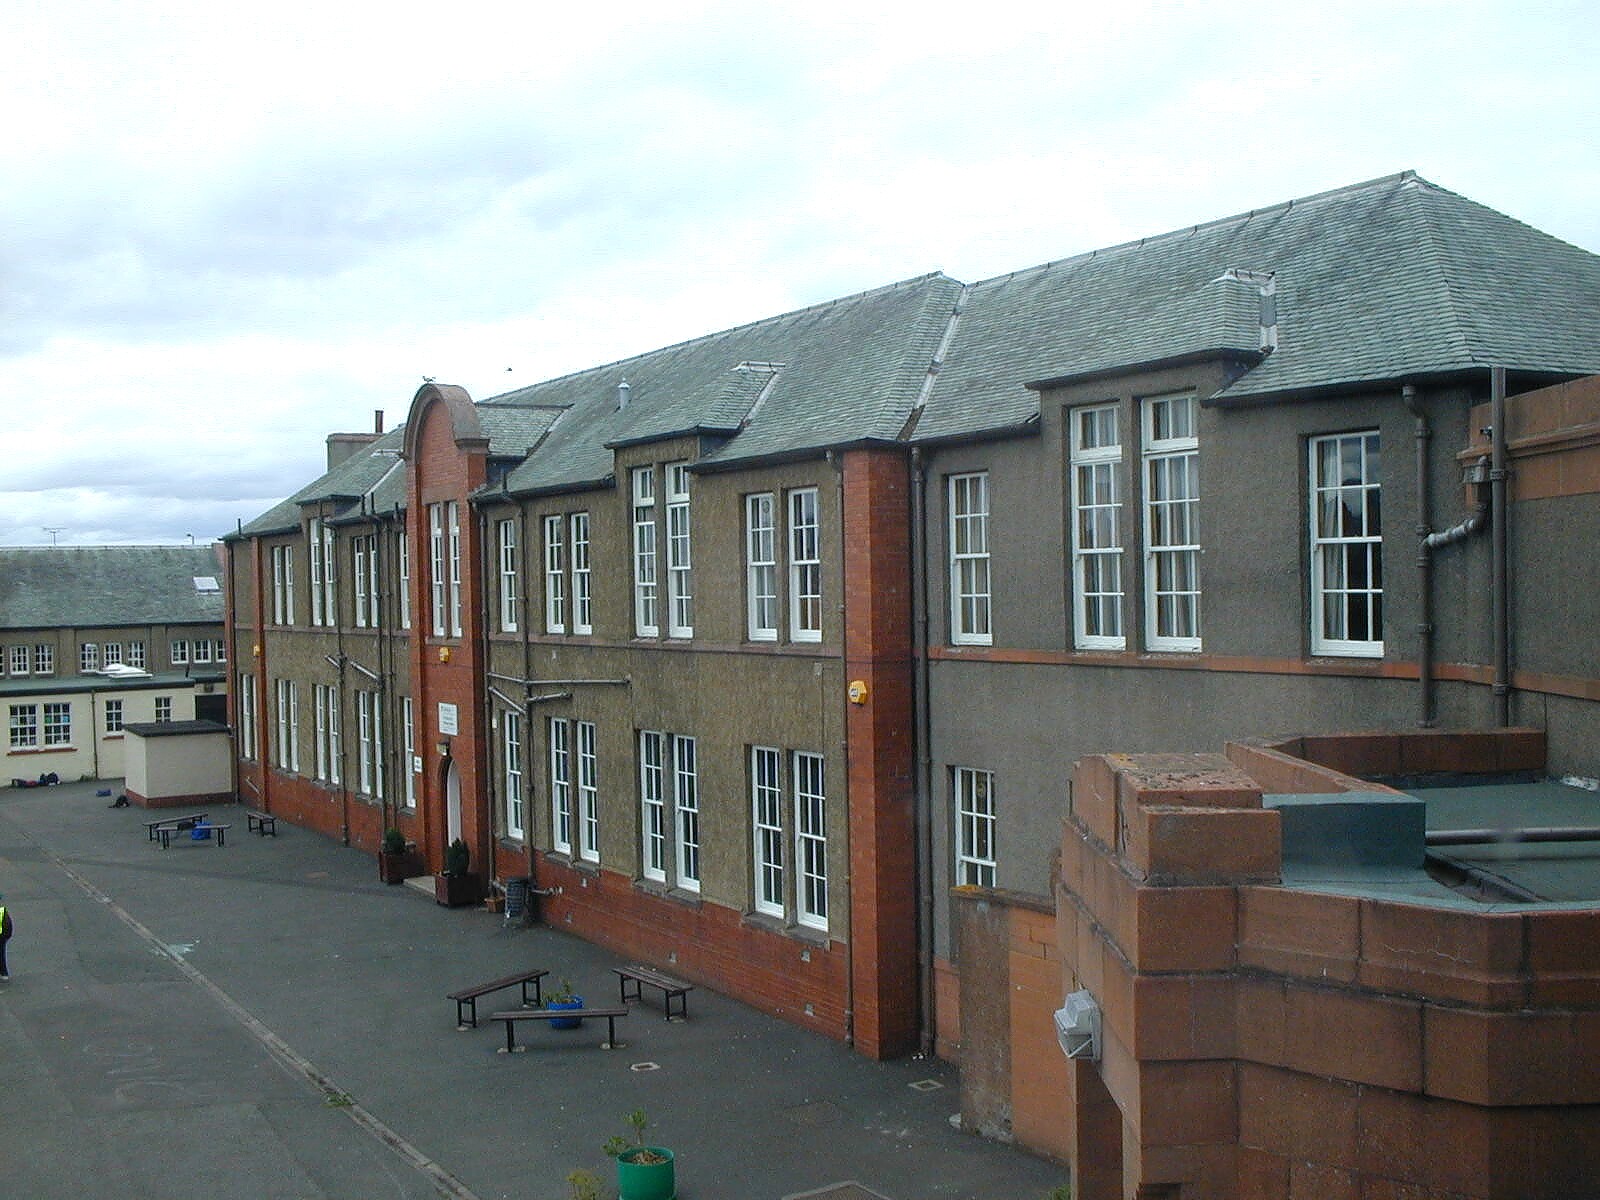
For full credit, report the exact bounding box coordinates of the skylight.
[193,576,220,593]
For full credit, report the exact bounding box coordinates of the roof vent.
[1215,268,1278,353]
[616,378,631,411]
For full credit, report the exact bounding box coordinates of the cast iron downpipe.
[1490,367,1511,726]
[910,446,935,1059]
[1405,383,1489,726]
[825,449,855,1048]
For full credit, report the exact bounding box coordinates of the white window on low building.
[948,472,992,646]
[401,696,416,808]
[577,720,599,863]
[1142,393,1201,652]
[954,766,997,887]
[499,518,521,634]
[543,515,565,634]
[156,696,173,724]
[746,493,778,642]
[9,645,29,675]
[632,468,659,637]
[34,644,54,675]
[81,643,99,672]
[550,717,572,855]
[1310,430,1383,657]
[43,702,71,746]
[571,512,592,635]
[788,488,822,643]
[127,642,144,669]
[751,746,785,918]
[639,731,667,883]
[666,463,693,638]
[504,710,524,841]
[794,751,828,931]
[9,703,38,749]
[105,699,124,735]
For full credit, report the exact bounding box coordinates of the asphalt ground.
[0,780,1067,1200]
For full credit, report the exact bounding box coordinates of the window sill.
[7,746,77,757]
[632,877,704,909]
[741,910,832,948]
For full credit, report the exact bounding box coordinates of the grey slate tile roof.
[915,172,1600,440]
[0,546,226,631]
[238,171,1600,527]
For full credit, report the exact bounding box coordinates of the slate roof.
[238,171,1600,525]
[915,172,1600,439]
[0,546,227,631]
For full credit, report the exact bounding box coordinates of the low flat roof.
[0,671,224,698]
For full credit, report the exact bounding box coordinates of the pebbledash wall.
[955,730,1600,1200]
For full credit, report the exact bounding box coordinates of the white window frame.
[504,710,524,840]
[9,703,38,749]
[103,642,124,667]
[34,644,54,675]
[632,467,659,637]
[543,514,566,634]
[194,640,212,664]
[571,512,592,634]
[43,702,71,747]
[155,696,173,724]
[105,698,124,734]
[81,642,100,672]
[550,718,573,855]
[674,735,700,891]
[170,640,188,665]
[498,519,520,633]
[401,696,416,808]
[313,684,333,782]
[1070,405,1125,649]
[794,751,827,930]
[130,641,146,668]
[752,746,784,918]
[447,500,462,638]
[429,503,446,637]
[948,472,992,645]
[577,720,599,863]
[639,731,667,883]
[309,518,335,627]
[358,691,375,795]
[954,767,997,887]
[666,463,693,638]
[397,528,411,630]
[788,488,822,643]
[1142,394,1202,652]
[1310,430,1384,657]
[353,534,378,628]
[9,645,29,675]
[272,545,294,625]
[746,493,778,641]
[274,680,298,771]
[238,673,257,761]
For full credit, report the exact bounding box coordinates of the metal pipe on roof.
[1428,826,1600,845]
[1403,385,1435,727]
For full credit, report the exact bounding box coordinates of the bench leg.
[501,1021,523,1054]
[519,977,543,1008]
[457,998,476,1030]
[216,828,226,847]
[666,992,686,1021]
[603,1015,617,1049]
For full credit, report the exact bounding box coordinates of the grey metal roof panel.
[0,546,227,630]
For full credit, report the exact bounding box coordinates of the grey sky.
[4,0,1597,545]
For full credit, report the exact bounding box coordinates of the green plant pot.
[615,1147,675,1200]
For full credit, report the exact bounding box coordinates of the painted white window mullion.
[639,731,666,882]
[544,515,566,634]
[571,513,592,634]
[746,494,778,641]
[752,746,784,917]
[577,720,599,863]
[949,472,991,645]
[674,735,700,891]
[632,468,659,637]
[447,501,462,638]
[667,463,693,637]
[498,519,520,633]
[1142,394,1201,652]
[954,766,997,887]
[550,718,572,855]
[504,711,524,840]
[789,488,821,642]
[794,751,827,930]
[1070,404,1126,649]
[428,505,446,636]
[1310,431,1383,656]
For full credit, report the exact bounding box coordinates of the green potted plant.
[604,1108,675,1200]
[565,1169,602,1200]
[434,837,482,907]
[545,977,585,1029]
[378,828,418,885]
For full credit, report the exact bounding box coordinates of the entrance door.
[446,759,462,845]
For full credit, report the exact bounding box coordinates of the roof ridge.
[481,271,960,405]
[970,170,1426,291]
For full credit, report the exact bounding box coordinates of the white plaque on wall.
[438,702,459,736]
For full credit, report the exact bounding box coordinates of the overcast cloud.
[4,0,1597,545]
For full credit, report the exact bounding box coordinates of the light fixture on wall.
[436,738,452,759]
[438,646,451,663]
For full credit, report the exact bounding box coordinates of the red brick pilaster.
[841,447,918,1059]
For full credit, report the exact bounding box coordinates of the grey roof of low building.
[237,171,1600,526]
[0,546,227,631]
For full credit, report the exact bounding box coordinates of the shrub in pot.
[434,838,482,906]
[604,1108,675,1200]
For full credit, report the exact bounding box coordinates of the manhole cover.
[784,1099,843,1127]
[908,1078,944,1092]
[782,1184,891,1200]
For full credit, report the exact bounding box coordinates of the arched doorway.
[445,758,462,846]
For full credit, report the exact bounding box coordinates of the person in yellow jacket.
[0,893,12,979]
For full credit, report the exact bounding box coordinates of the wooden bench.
[489,1005,629,1052]
[146,812,208,841]
[157,822,230,849]
[613,963,695,1020]
[245,810,277,836]
[447,969,548,1029]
